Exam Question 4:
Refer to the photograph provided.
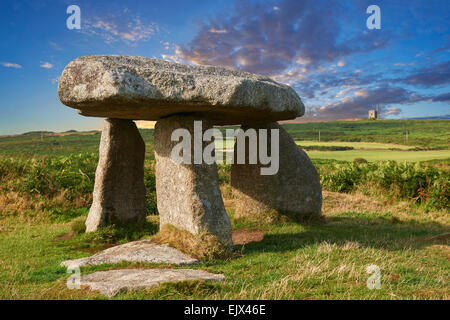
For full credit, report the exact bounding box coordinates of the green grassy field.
[306,150,450,162]
[1,200,448,300]
[0,119,448,300]
[216,139,450,162]
[0,130,155,159]
[296,141,414,150]
[284,119,449,149]
[1,120,447,163]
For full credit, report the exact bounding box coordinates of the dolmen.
[58,55,322,247]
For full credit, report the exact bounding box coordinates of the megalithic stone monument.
[57,55,320,246]
[231,122,322,219]
[85,118,147,232]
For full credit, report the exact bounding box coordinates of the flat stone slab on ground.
[58,55,304,125]
[60,240,198,268]
[76,268,225,296]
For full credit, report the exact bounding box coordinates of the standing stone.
[231,122,322,219]
[154,115,232,246]
[86,119,146,232]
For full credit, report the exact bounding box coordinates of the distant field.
[295,141,414,150]
[283,119,450,149]
[306,149,450,162]
[0,120,448,163]
[213,140,449,162]
[0,129,155,158]
[219,139,416,151]
[293,140,450,162]
[214,137,448,163]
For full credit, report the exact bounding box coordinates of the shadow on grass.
[54,218,160,254]
[236,216,449,254]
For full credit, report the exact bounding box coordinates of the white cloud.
[335,88,352,98]
[209,28,228,34]
[337,60,345,67]
[82,15,158,45]
[387,107,401,115]
[161,45,183,63]
[1,62,22,69]
[40,62,54,69]
[354,90,368,97]
[161,41,170,50]
[394,62,415,67]
[49,41,63,51]
[296,57,312,65]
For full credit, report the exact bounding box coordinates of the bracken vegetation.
[319,161,449,210]
[1,154,447,222]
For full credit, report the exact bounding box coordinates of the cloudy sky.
[0,0,449,134]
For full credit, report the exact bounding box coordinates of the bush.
[320,161,449,209]
[17,154,97,197]
[1,153,447,218]
[353,158,368,164]
[0,154,160,216]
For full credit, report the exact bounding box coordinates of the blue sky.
[0,0,449,135]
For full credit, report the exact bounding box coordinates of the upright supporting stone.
[154,115,233,246]
[86,119,146,232]
[231,122,322,219]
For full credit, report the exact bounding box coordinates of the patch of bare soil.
[427,232,450,242]
[55,232,74,241]
[232,230,264,245]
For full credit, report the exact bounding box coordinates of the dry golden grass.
[0,188,90,223]
[151,224,232,260]
[322,191,450,224]
[322,190,449,224]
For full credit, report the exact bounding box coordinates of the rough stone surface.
[75,268,225,296]
[60,241,198,268]
[154,115,233,246]
[58,55,304,125]
[231,122,322,218]
[86,119,146,232]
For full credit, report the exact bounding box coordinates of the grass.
[1,119,448,157]
[0,119,448,299]
[283,119,450,149]
[306,149,450,162]
[0,191,448,299]
[216,122,449,162]
[295,140,415,150]
[0,129,155,159]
